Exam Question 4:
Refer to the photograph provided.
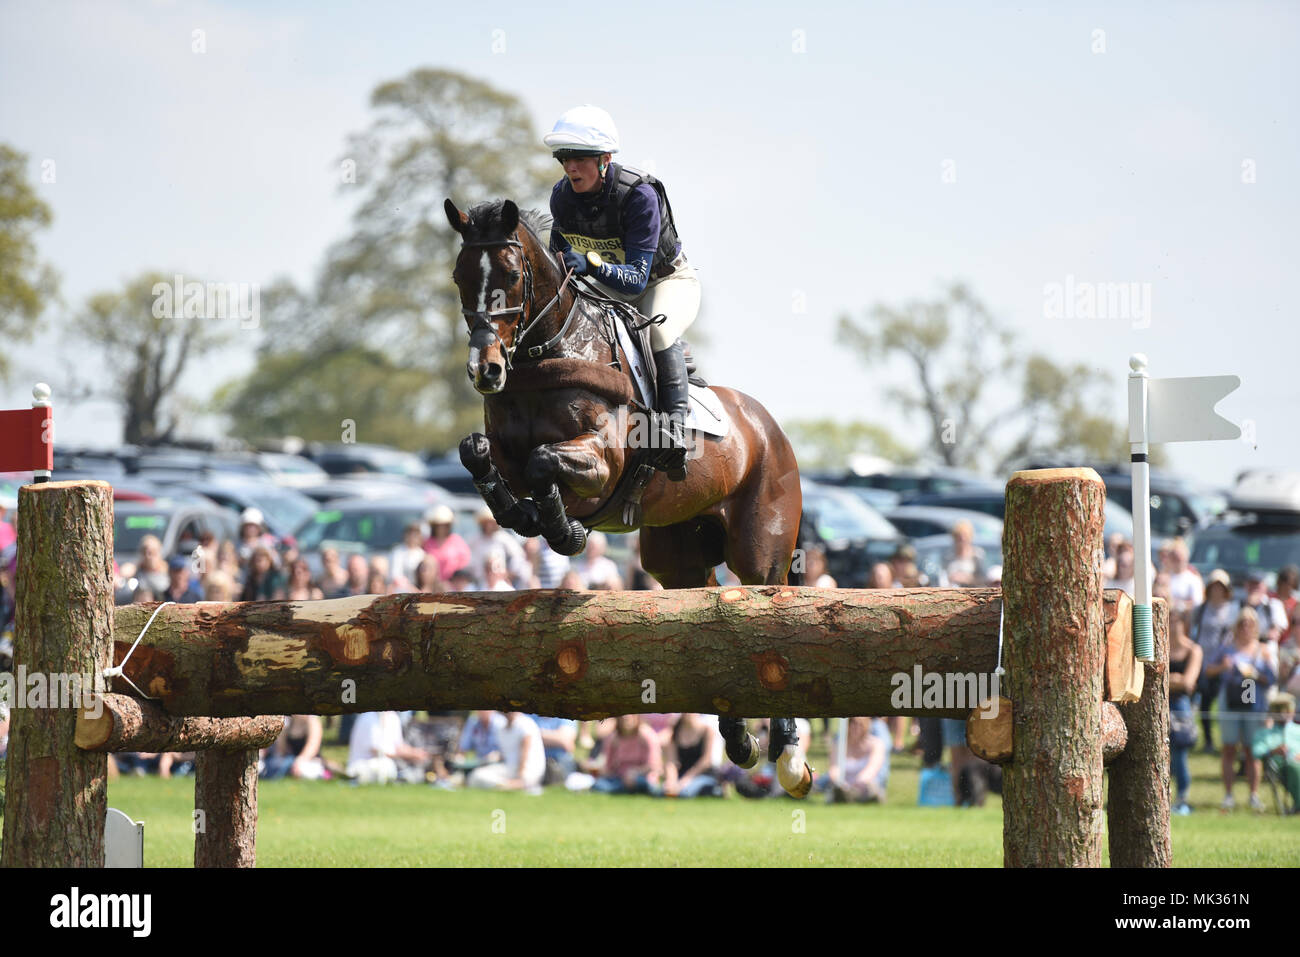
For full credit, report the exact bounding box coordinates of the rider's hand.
[562,249,587,276]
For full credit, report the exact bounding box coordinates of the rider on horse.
[543,105,699,481]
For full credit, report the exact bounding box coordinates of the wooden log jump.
[0,471,1170,869]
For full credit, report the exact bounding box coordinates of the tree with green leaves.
[0,144,59,380]
[838,283,1139,474]
[71,272,234,445]
[219,69,554,450]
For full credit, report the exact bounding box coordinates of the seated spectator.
[389,522,426,589]
[593,714,662,795]
[365,568,389,596]
[944,520,987,587]
[347,711,430,784]
[319,548,350,598]
[447,568,476,592]
[640,713,679,750]
[240,546,284,602]
[662,713,723,797]
[574,532,621,589]
[344,554,368,596]
[285,558,323,601]
[1208,607,1278,812]
[1104,542,1136,596]
[804,546,836,587]
[161,554,203,604]
[237,508,279,565]
[826,716,890,803]
[262,715,326,780]
[889,545,924,587]
[467,711,545,792]
[203,570,237,602]
[129,535,170,595]
[868,562,893,589]
[1251,694,1299,811]
[215,540,242,585]
[452,710,505,774]
[532,714,579,783]
[483,553,514,591]
[413,556,443,595]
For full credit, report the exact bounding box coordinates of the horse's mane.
[464,200,553,251]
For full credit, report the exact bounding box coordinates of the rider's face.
[562,154,606,194]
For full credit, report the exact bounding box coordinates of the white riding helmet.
[544,105,620,155]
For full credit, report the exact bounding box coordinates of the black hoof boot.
[719,716,760,770]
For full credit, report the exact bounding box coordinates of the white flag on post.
[1145,376,1242,444]
[1127,356,1241,663]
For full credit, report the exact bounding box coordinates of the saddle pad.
[613,313,730,438]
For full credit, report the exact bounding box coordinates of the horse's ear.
[501,199,519,234]
[444,198,467,233]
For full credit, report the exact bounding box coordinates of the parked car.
[883,505,1004,544]
[826,465,1001,498]
[1190,515,1300,590]
[1190,471,1300,588]
[423,452,480,496]
[305,443,429,479]
[296,476,455,506]
[112,499,240,570]
[294,497,481,580]
[180,477,319,541]
[911,534,1003,588]
[900,488,1135,544]
[798,481,905,587]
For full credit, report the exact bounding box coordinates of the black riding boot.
[652,341,689,481]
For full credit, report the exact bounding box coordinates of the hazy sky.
[2,0,1296,487]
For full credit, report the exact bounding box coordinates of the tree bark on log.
[1107,598,1172,868]
[2,481,113,868]
[1001,468,1107,868]
[194,749,259,868]
[107,587,1130,720]
[967,699,1127,766]
[75,694,284,753]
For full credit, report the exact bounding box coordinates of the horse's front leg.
[459,433,541,537]
[525,432,611,557]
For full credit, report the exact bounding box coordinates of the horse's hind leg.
[719,463,811,795]
[640,521,761,771]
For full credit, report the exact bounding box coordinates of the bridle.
[459,235,579,368]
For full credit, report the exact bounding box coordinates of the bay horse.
[444,197,810,797]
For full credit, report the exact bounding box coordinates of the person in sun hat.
[422,504,470,584]
[544,104,698,481]
[237,506,279,565]
[1192,568,1240,752]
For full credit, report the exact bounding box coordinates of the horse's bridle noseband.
[459,236,577,368]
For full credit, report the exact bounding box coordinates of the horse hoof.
[777,745,813,799]
[726,732,761,770]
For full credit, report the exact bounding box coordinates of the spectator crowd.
[0,498,1295,814]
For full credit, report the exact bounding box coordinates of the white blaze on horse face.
[476,252,491,314]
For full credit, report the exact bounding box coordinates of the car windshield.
[294,506,423,551]
[1191,526,1300,579]
[114,511,171,554]
[244,486,317,533]
[804,488,899,541]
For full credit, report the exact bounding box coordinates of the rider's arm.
[592,185,662,295]
[593,247,655,295]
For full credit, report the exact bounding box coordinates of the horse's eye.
[508,271,521,285]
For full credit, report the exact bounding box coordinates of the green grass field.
[83,746,1295,867]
